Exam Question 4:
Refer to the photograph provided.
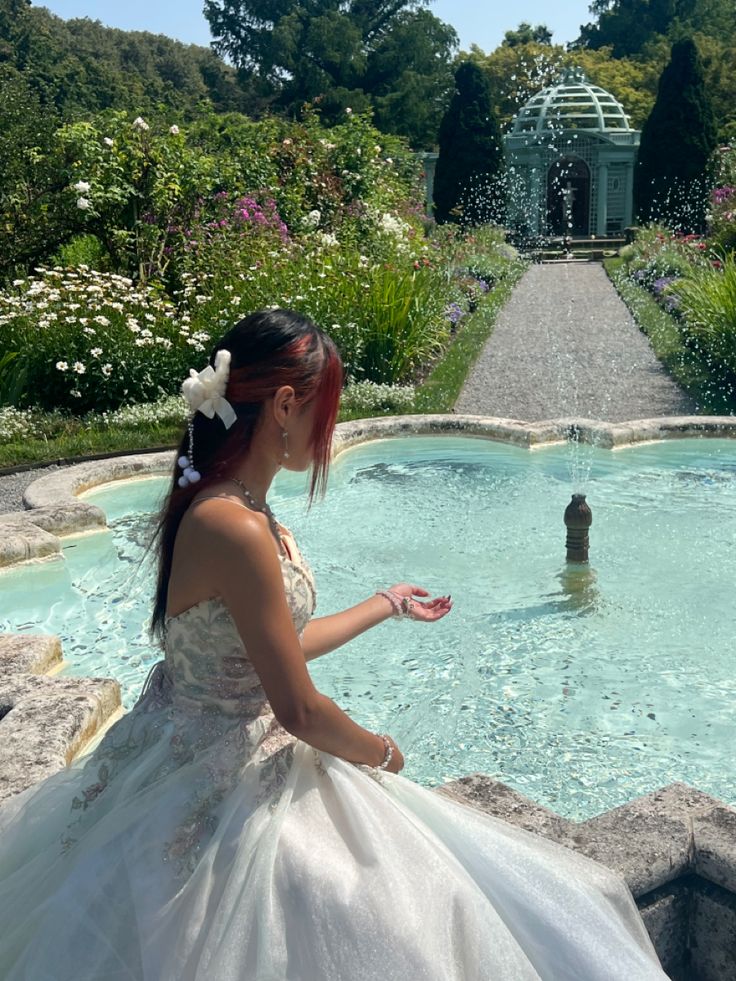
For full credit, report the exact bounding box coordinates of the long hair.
[146,309,344,646]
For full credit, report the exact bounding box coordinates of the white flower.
[102,364,113,377]
[74,181,90,193]
[318,232,338,247]
[93,315,110,326]
[169,125,180,135]
[56,361,69,372]
[77,197,91,210]
[302,209,321,229]
[90,348,103,357]
[345,107,352,114]
[72,362,86,374]
[12,279,24,286]
[133,116,150,131]
[104,137,114,146]
[379,212,409,238]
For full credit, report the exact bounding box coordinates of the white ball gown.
[0,532,668,980]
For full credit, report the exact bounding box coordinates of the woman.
[0,309,667,979]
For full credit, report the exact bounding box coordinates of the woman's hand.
[386,583,453,622]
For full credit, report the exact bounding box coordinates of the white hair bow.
[181,348,237,429]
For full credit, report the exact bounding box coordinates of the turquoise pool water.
[2,436,735,820]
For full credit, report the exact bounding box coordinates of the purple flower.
[445,302,464,324]
[712,186,736,205]
[652,276,675,296]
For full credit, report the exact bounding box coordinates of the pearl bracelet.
[376,733,393,770]
[375,589,411,619]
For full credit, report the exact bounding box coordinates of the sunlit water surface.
[2,436,734,821]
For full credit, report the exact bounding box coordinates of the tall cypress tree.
[634,38,718,233]
[433,61,505,226]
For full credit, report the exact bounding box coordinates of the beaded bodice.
[160,543,316,718]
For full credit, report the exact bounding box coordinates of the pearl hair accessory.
[176,347,291,487]
[178,349,237,488]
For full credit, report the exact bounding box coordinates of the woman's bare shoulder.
[184,497,279,567]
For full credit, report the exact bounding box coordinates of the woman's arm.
[300,594,394,662]
[203,509,393,767]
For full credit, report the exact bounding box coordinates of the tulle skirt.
[0,693,667,980]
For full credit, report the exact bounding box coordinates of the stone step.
[0,633,122,803]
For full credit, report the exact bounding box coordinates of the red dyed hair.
[146,309,344,644]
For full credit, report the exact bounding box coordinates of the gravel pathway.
[0,264,696,515]
[0,463,65,516]
[455,262,697,421]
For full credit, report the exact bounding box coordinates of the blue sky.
[38,1,594,54]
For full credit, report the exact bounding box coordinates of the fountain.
[1,414,736,977]
[564,492,592,562]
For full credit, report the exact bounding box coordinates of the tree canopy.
[634,37,718,232]
[203,0,458,147]
[502,23,553,47]
[575,0,736,57]
[0,2,254,119]
[433,61,505,225]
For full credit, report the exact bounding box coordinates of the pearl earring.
[282,429,290,459]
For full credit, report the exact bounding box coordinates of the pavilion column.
[623,161,634,228]
[529,157,543,235]
[596,162,609,236]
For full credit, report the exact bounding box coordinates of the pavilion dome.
[511,69,632,135]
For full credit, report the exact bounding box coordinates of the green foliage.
[0,267,198,415]
[3,5,251,119]
[577,0,736,56]
[203,0,458,148]
[672,252,736,375]
[607,256,736,413]
[433,62,505,225]
[708,143,736,253]
[502,23,553,47]
[615,224,736,403]
[50,234,113,272]
[635,39,718,233]
[0,68,70,279]
[466,41,662,133]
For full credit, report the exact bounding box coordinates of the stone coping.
[437,776,736,979]
[1,413,734,571]
[437,775,736,900]
[0,633,121,803]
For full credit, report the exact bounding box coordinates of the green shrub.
[672,252,736,375]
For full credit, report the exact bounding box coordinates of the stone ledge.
[0,633,62,675]
[436,776,736,979]
[0,514,61,567]
[436,775,731,900]
[0,671,121,804]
